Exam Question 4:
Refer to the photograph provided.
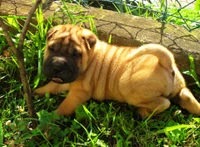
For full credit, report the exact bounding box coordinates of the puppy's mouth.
[43,56,79,83]
[52,77,63,83]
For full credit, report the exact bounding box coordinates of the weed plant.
[0,1,200,147]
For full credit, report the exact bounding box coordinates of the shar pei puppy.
[34,24,200,117]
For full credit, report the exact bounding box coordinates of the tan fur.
[35,24,200,117]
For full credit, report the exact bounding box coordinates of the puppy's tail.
[128,44,175,74]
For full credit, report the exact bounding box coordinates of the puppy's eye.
[48,45,54,52]
[72,50,82,58]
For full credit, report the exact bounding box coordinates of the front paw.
[33,87,46,98]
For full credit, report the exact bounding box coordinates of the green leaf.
[17,120,28,131]
[37,110,60,124]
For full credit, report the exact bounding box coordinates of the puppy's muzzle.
[43,56,79,83]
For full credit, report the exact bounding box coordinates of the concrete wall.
[1,0,200,77]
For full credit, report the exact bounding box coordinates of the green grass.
[1,1,200,147]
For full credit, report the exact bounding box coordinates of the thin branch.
[0,0,42,128]
[18,0,42,50]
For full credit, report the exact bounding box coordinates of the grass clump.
[0,1,200,147]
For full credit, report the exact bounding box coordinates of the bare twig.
[0,0,42,128]
[18,0,42,50]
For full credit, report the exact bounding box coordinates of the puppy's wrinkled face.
[42,25,96,83]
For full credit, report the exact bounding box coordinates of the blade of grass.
[89,18,97,35]
[155,124,195,134]
[74,119,95,145]
[61,0,75,24]
[36,5,44,39]
[108,35,112,44]
[0,120,3,146]
[82,105,96,120]
[34,5,45,88]
[112,2,121,13]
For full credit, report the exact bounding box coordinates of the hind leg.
[178,87,200,116]
[137,97,171,117]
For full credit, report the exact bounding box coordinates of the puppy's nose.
[52,57,67,72]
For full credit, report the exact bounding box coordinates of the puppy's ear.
[82,29,97,50]
[47,28,58,40]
